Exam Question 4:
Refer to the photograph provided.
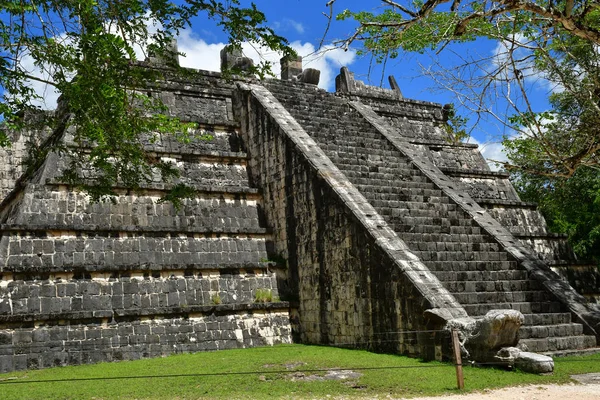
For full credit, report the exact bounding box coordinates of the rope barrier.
[0,357,596,385]
[0,364,454,385]
[0,357,596,386]
[0,326,597,388]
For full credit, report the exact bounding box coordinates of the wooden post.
[451,329,465,390]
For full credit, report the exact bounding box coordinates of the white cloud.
[177,31,225,72]
[23,24,357,109]
[490,33,559,93]
[289,42,356,91]
[178,32,356,91]
[470,137,508,171]
[13,33,76,110]
[288,20,305,35]
[276,19,305,34]
[16,54,61,110]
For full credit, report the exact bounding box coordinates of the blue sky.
[18,1,555,168]
[174,1,556,168]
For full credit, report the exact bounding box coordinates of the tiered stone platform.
[0,70,291,372]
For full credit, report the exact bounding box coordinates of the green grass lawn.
[0,345,598,399]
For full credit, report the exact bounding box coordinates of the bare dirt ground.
[394,373,600,400]
[398,383,600,400]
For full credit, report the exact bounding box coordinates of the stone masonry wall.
[0,310,290,372]
[0,111,56,204]
[0,129,50,202]
[0,269,279,317]
[0,131,29,201]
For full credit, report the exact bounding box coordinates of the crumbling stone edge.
[351,100,600,343]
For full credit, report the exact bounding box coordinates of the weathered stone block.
[281,56,303,80]
[220,45,254,73]
[298,68,320,85]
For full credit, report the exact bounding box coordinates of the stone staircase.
[264,78,597,353]
[0,72,291,372]
[382,107,599,302]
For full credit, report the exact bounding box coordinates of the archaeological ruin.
[1,45,599,373]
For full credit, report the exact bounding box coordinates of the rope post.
[451,329,465,390]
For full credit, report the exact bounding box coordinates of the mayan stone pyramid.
[0,47,598,373]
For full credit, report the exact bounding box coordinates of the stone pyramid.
[0,50,598,373]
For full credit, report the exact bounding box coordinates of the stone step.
[267,84,333,101]
[394,232,493,244]
[271,95,344,110]
[326,146,409,161]
[404,241,502,253]
[350,178,438,191]
[435,269,529,282]
[265,84,324,97]
[462,301,564,316]
[541,347,600,357]
[393,224,481,235]
[444,279,542,293]
[361,193,452,203]
[321,157,414,171]
[316,132,396,146]
[372,200,460,213]
[285,109,346,122]
[345,177,434,190]
[386,217,482,231]
[316,139,393,152]
[305,129,389,143]
[379,208,466,220]
[327,149,411,163]
[354,183,442,196]
[412,250,512,262]
[520,323,584,339]
[424,260,519,272]
[523,312,573,326]
[389,217,480,230]
[519,335,597,353]
[453,290,550,305]
[342,170,431,184]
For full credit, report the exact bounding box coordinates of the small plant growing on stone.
[211,294,222,305]
[254,289,274,303]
